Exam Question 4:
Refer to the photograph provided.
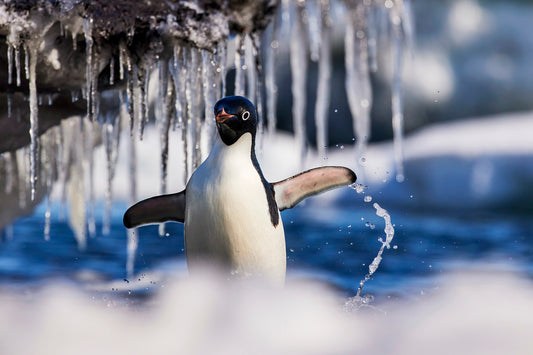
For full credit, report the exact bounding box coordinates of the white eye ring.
[242,111,250,120]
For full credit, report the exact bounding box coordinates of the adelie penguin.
[123,96,356,285]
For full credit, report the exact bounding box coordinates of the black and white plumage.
[124,96,356,284]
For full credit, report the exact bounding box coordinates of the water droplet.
[334,109,338,113]
[364,195,372,202]
[393,245,398,249]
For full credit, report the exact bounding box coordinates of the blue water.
[1,196,532,300]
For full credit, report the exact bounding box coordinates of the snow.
[0,269,532,354]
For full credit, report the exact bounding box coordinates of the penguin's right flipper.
[273,166,356,211]
[123,191,186,228]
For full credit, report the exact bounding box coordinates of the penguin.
[123,96,356,285]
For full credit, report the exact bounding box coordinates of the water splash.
[356,202,395,296]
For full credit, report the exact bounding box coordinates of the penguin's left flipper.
[123,191,186,228]
[273,166,357,211]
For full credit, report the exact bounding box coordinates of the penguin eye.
[242,111,250,121]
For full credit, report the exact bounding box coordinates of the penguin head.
[214,96,258,145]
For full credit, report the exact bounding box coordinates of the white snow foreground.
[0,268,532,354]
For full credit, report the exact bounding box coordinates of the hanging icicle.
[345,2,372,161]
[290,1,309,167]
[27,45,39,201]
[264,21,279,135]
[234,34,246,97]
[313,0,332,160]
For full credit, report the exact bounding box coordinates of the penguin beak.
[216,108,234,124]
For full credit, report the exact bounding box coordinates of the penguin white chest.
[184,134,286,283]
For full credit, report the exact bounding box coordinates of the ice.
[314,0,332,160]
[102,113,122,236]
[7,44,13,85]
[264,23,279,135]
[83,17,98,121]
[27,45,39,201]
[109,56,115,86]
[290,1,308,167]
[345,3,372,160]
[234,34,246,97]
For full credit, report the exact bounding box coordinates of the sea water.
[1,197,531,302]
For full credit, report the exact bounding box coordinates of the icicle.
[120,41,136,137]
[244,35,256,103]
[15,46,21,87]
[28,45,39,201]
[84,119,96,238]
[390,0,410,183]
[157,59,172,237]
[290,1,308,167]
[137,60,152,141]
[119,44,125,81]
[218,42,227,98]
[83,17,99,121]
[24,44,29,80]
[183,47,202,173]
[68,124,87,250]
[109,56,115,85]
[234,34,246,96]
[391,34,405,183]
[16,149,27,209]
[170,45,188,185]
[201,50,217,158]
[43,193,52,240]
[306,0,321,62]
[41,129,56,241]
[264,22,279,135]
[315,0,332,160]
[7,44,13,85]
[250,33,265,149]
[57,123,68,221]
[126,229,138,278]
[345,4,372,159]
[192,48,203,170]
[129,115,138,203]
[4,152,14,194]
[102,113,121,235]
[367,3,378,73]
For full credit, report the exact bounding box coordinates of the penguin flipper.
[273,166,356,211]
[123,191,186,228]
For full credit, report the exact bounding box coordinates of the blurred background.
[0,0,532,306]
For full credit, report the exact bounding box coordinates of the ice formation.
[0,1,412,252]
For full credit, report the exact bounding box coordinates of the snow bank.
[0,268,532,354]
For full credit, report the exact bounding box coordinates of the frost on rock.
[0,1,411,258]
